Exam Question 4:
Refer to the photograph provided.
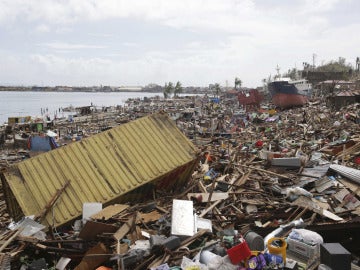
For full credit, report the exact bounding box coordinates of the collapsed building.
[0,95,359,269]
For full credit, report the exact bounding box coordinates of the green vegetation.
[164,81,183,98]
[163,82,173,98]
[315,57,353,73]
[234,77,242,89]
[173,81,183,97]
[214,83,221,97]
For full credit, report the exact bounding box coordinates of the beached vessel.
[268,68,312,109]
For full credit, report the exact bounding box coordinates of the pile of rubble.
[0,96,359,269]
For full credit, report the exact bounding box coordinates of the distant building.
[7,116,32,125]
[142,84,163,92]
[55,86,73,92]
[315,80,355,97]
[117,86,142,92]
[326,89,360,110]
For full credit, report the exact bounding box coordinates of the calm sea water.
[0,91,164,125]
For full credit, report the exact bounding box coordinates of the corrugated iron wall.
[2,113,199,227]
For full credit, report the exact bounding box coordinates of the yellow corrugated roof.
[3,113,198,227]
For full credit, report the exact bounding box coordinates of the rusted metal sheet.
[238,89,263,106]
[1,113,199,227]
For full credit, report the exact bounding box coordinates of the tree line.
[163,81,183,98]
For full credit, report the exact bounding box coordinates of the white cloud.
[34,24,51,33]
[0,0,257,32]
[122,42,139,48]
[0,0,359,87]
[303,0,341,13]
[39,42,107,50]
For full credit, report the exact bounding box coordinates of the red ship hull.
[272,93,308,109]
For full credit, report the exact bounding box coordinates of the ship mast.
[275,65,281,79]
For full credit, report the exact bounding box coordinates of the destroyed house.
[1,113,199,227]
[7,116,32,125]
[326,89,360,110]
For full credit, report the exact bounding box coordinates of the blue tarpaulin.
[210,97,220,103]
[28,136,58,151]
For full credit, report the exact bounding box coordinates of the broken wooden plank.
[237,164,292,179]
[90,204,129,221]
[78,220,118,241]
[187,192,229,202]
[138,210,162,224]
[74,243,109,270]
[113,215,136,241]
[292,196,343,222]
[0,229,22,253]
[199,200,223,218]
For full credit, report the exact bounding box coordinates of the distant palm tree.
[174,81,183,97]
[214,83,221,97]
[163,82,173,99]
[234,77,242,89]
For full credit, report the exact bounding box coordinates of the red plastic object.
[255,140,263,148]
[227,241,252,264]
[354,156,360,165]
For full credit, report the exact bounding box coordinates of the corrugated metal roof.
[2,112,199,227]
[337,89,360,96]
[330,164,360,184]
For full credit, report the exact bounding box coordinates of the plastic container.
[200,250,219,264]
[244,230,265,251]
[247,254,267,270]
[264,252,283,265]
[267,237,287,263]
[227,240,252,264]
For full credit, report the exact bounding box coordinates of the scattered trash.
[0,94,359,269]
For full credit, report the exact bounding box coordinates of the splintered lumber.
[187,192,229,202]
[148,229,210,269]
[237,164,292,179]
[292,196,343,222]
[74,243,109,270]
[206,180,217,208]
[0,229,22,253]
[234,169,252,187]
[91,204,129,220]
[179,229,210,248]
[113,215,136,241]
[336,141,360,157]
[199,200,223,218]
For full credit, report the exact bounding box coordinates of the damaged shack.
[1,112,199,228]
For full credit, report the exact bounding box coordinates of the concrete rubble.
[0,94,359,269]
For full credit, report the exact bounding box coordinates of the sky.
[0,0,359,88]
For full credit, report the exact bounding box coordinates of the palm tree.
[174,81,183,97]
[214,83,221,97]
[163,82,173,99]
[234,77,242,89]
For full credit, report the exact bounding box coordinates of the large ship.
[268,68,312,109]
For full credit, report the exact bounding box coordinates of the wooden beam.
[34,180,70,222]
